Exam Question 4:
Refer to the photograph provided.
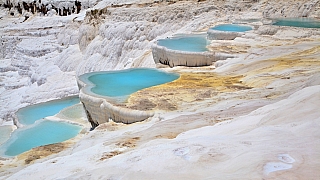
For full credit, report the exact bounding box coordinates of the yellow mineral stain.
[17,142,70,165]
[207,44,250,54]
[127,72,251,111]
[127,46,320,109]
[244,46,320,87]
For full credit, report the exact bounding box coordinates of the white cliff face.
[67,2,224,74]
[0,14,80,124]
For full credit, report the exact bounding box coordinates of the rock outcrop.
[152,44,215,67]
[207,29,244,40]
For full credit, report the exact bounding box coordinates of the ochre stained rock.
[243,46,320,88]
[17,143,70,165]
[127,72,250,111]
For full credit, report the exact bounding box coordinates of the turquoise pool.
[272,18,320,28]
[210,24,253,32]
[0,120,82,156]
[80,68,179,98]
[17,96,80,125]
[157,34,209,52]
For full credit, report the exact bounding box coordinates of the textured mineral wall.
[207,29,243,40]
[77,78,154,127]
[152,44,215,67]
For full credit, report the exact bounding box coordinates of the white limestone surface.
[207,29,243,40]
[3,84,319,180]
[0,0,320,179]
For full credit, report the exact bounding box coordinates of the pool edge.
[77,70,157,128]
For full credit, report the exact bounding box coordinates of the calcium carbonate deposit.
[0,0,320,179]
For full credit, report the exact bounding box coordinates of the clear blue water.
[82,68,179,98]
[0,120,81,156]
[210,24,253,32]
[272,18,320,28]
[157,34,209,52]
[17,96,80,125]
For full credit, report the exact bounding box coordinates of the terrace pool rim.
[78,68,180,101]
[77,68,180,126]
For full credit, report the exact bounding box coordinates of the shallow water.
[157,34,209,52]
[272,18,320,28]
[0,126,14,145]
[82,68,179,98]
[210,24,253,32]
[56,104,86,121]
[17,96,80,125]
[0,120,81,157]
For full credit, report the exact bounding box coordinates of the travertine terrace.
[0,0,320,179]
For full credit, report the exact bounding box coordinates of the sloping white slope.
[6,85,320,179]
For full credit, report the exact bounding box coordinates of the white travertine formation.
[1,0,320,178]
[152,44,215,67]
[215,53,235,61]
[207,29,244,40]
[77,78,154,127]
[256,25,279,35]
[101,100,154,124]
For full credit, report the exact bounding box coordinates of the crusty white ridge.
[152,44,215,67]
[77,74,154,128]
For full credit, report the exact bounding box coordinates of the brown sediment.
[115,137,140,148]
[102,137,140,148]
[100,151,122,161]
[17,143,70,165]
[207,44,250,54]
[99,137,141,161]
[155,132,179,139]
[126,45,320,111]
[126,72,250,111]
[95,121,122,131]
[13,133,85,165]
